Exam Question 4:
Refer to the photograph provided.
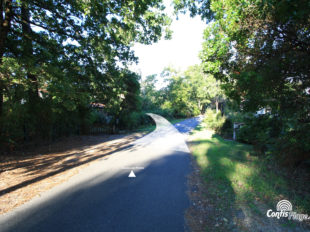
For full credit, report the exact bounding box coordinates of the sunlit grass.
[188,123,310,217]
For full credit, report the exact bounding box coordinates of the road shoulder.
[0,132,146,215]
[185,123,310,232]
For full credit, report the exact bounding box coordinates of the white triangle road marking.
[128,170,136,178]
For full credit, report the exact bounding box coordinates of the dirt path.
[0,132,146,215]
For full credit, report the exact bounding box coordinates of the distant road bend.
[0,114,202,232]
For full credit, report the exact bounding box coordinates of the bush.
[236,115,282,155]
[146,108,174,120]
[190,104,201,117]
[219,117,233,138]
[275,122,310,166]
[204,109,226,132]
[119,111,152,130]
[162,100,200,118]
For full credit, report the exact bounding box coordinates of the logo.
[276,200,292,212]
[267,200,310,222]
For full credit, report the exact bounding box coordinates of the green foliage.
[141,74,165,111]
[237,120,267,155]
[141,65,225,119]
[218,117,233,139]
[0,1,172,149]
[176,0,310,165]
[184,65,224,113]
[233,113,310,165]
[189,124,310,228]
[166,73,192,117]
[147,107,174,120]
[203,109,225,132]
[173,0,213,20]
[275,122,310,167]
[119,111,149,130]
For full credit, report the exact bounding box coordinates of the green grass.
[188,123,310,219]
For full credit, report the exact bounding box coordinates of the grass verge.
[187,122,310,231]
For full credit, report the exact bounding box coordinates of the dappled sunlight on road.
[0,114,202,232]
[0,133,144,214]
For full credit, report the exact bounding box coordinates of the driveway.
[0,114,202,232]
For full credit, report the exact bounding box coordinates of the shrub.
[119,111,152,130]
[236,115,282,155]
[219,117,233,138]
[275,122,310,167]
[146,108,174,119]
[190,104,201,116]
[204,109,226,132]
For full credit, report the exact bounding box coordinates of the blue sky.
[130,8,206,79]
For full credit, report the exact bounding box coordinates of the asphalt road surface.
[0,114,202,232]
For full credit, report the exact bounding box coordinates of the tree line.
[0,0,171,150]
[174,0,310,166]
[1,0,309,167]
[140,65,224,118]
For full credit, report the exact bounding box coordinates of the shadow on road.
[1,151,191,232]
[0,134,142,197]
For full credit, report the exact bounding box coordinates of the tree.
[0,0,172,147]
[157,65,224,117]
[141,74,159,110]
[140,74,169,111]
[184,65,224,113]
[177,0,310,164]
[193,0,310,116]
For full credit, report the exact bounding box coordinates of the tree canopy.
[141,65,224,118]
[0,0,171,148]
[176,0,310,164]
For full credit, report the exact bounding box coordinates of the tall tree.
[176,0,310,164]
[0,0,13,116]
[0,0,172,114]
[184,65,224,113]
[0,0,172,146]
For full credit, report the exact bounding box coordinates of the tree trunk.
[21,2,39,102]
[0,0,13,124]
[21,2,40,139]
[0,0,13,60]
[215,99,219,113]
[197,99,201,113]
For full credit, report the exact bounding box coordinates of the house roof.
[90,102,105,109]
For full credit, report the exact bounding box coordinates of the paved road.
[0,114,202,232]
